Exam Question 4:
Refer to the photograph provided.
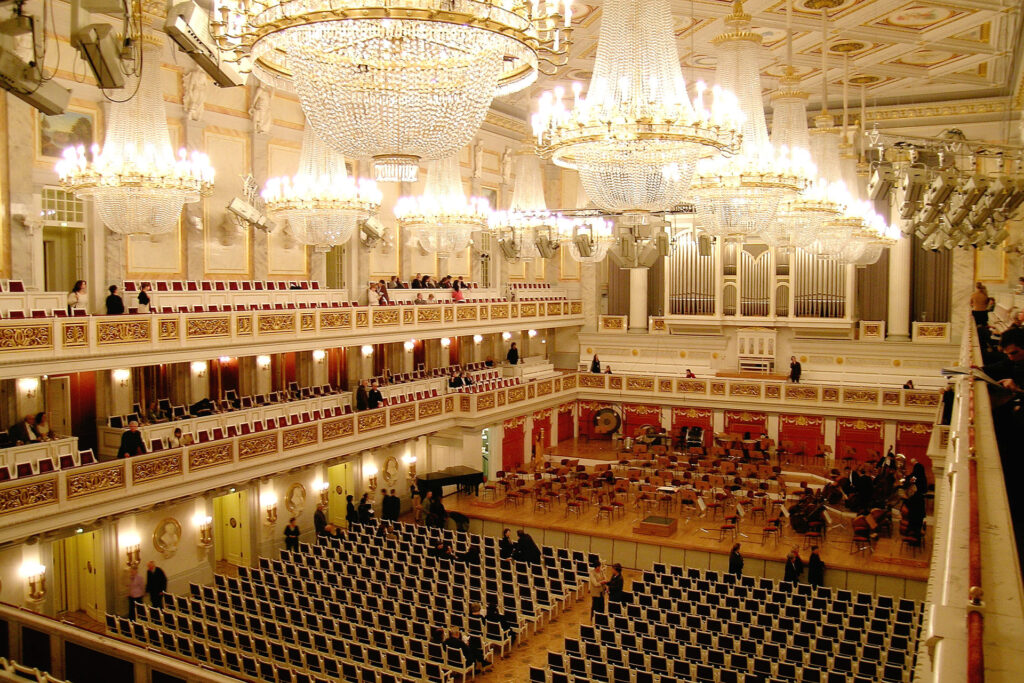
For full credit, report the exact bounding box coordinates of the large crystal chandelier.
[212,0,571,183]
[262,124,382,253]
[395,155,491,257]
[691,0,812,243]
[532,0,741,213]
[56,37,214,235]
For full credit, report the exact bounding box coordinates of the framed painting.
[37,106,97,163]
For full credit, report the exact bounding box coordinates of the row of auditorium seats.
[145,407,355,452]
[0,658,66,683]
[106,522,591,683]
[453,378,521,393]
[0,280,25,293]
[124,280,323,292]
[369,280,482,289]
[0,449,96,481]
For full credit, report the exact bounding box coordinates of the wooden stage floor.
[444,442,929,583]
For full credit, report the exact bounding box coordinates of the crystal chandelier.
[263,124,382,253]
[212,0,571,183]
[395,155,491,257]
[491,153,556,261]
[532,0,741,214]
[558,217,614,263]
[56,37,214,235]
[691,0,813,243]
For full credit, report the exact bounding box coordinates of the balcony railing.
[0,300,584,366]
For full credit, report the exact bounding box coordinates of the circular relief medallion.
[285,483,307,514]
[152,517,182,558]
[229,518,238,529]
[382,456,399,484]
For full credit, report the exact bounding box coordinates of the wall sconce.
[190,361,208,377]
[440,337,451,348]
[402,454,417,480]
[112,369,131,387]
[256,355,271,368]
[17,377,39,399]
[403,340,415,352]
[260,491,278,525]
[20,562,46,602]
[314,480,330,506]
[527,329,537,338]
[312,349,326,362]
[473,334,483,344]
[361,345,374,357]
[120,532,141,568]
[194,514,213,548]
[501,331,512,341]
[365,463,379,493]
[219,356,233,364]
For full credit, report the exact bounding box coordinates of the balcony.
[0,300,584,377]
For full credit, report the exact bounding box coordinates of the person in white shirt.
[67,280,87,314]
[589,560,608,620]
[367,283,380,305]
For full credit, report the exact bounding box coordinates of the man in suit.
[367,382,383,410]
[8,415,37,445]
[146,560,168,609]
[411,273,423,289]
[355,380,368,411]
[386,488,400,520]
[106,285,125,315]
[117,421,147,458]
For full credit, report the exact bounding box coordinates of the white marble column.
[887,235,912,340]
[6,97,41,288]
[950,248,974,341]
[250,129,271,281]
[183,119,207,280]
[628,268,648,332]
[580,262,599,332]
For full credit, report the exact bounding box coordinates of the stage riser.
[468,517,927,601]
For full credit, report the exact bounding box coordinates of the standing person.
[590,354,601,373]
[127,567,145,620]
[355,380,368,411]
[971,282,990,327]
[117,421,147,458]
[514,530,540,564]
[387,488,399,521]
[807,546,825,587]
[412,490,425,525]
[789,356,802,383]
[67,280,87,314]
[367,282,380,305]
[357,493,373,524]
[137,283,153,313]
[145,561,167,609]
[380,492,392,522]
[589,560,607,620]
[367,382,383,410]
[283,517,300,552]
[783,546,804,584]
[345,495,359,527]
[728,543,744,577]
[106,285,125,315]
[506,342,519,366]
[603,563,626,604]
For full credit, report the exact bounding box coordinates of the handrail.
[965,328,983,683]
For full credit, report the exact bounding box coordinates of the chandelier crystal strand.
[56,37,214,236]
[212,0,571,183]
[262,124,382,253]
[691,0,813,243]
[394,155,491,257]
[533,0,741,213]
[491,153,553,261]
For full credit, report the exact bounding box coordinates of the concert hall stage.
[440,442,930,599]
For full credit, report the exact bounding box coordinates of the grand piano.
[417,465,484,498]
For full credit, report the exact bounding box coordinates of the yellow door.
[327,461,354,525]
[214,491,248,565]
[78,531,104,621]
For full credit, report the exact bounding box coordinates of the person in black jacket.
[783,547,804,584]
[499,529,515,559]
[345,495,358,527]
[355,381,368,411]
[357,493,373,524]
[590,354,601,373]
[807,546,825,587]
[506,342,519,365]
[789,356,802,383]
[117,421,147,458]
[145,561,167,609]
[728,543,744,577]
[283,517,300,552]
[513,530,540,564]
[105,285,125,315]
[603,563,625,604]
[367,383,383,410]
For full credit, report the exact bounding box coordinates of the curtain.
[557,404,574,442]
[835,418,884,465]
[501,417,526,471]
[778,414,824,455]
[856,248,889,322]
[896,422,933,481]
[725,410,767,437]
[671,407,713,447]
[912,234,952,322]
[622,403,662,438]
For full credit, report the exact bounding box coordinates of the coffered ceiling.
[499,0,1022,124]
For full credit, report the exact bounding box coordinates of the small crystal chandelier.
[57,36,214,235]
[263,124,382,253]
[558,217,615,263]
[691,0,813,243]
[491,153,556,261]
[532,0,741,214]
[395,155,491,257]
[212,0,572,183]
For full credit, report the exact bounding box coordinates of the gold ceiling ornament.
[211,0,572,183]
[532,0,741,214]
